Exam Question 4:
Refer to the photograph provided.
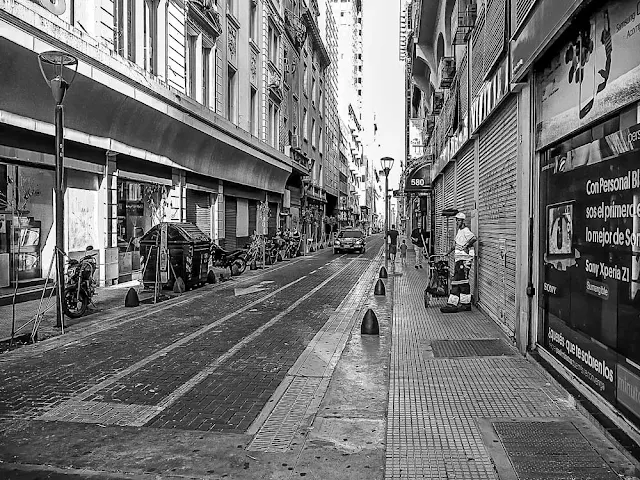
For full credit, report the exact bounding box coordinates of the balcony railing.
[438,57,456,89]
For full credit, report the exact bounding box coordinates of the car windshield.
[338,230,362,238]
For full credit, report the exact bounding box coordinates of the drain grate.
[431,339,516,358]
[493,421,619,479]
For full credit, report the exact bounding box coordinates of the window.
[268,101,279,148]
[303,63,308,95]
[228,65,237,123]
[143,0,158,75]
[202,47,211,107]
[127,0,136,62]
[268,23,279,64]
[114,0,125,56]
[303,108,308,140]
[188,35,197,99]
[311,118,316,148]
[249,1,257,41]
[311,77,316,105]
[250,87,258,135]
[228,0,236,16]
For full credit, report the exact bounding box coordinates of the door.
[186,189,212,239]
[224,196,237,250]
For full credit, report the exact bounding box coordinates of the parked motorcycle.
[63,245,98,318]
[210,243,247,276]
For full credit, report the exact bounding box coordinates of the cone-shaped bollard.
[374,278,386,296]
[379,266,388,279]
[124,287,139,307]
[207,270,217,284]
[361,308,379,335]
[250,259,257,270]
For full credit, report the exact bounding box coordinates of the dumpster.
[139,222,211,290]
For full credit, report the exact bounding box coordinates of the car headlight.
[334,240,341,246]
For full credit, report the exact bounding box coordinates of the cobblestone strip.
[385,259,576,480]
[38,261,354,427]
[247,250,383,452]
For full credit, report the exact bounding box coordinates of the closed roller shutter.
[444,164,457,271]
[477,96,518,333]
[249,200,257,236]
[268,202,278,236]
[434,175,444,254]
[224,196,237,250]
[456,144,476,298]
[186,190,211,239]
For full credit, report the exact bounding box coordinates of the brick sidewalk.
[385,250,638,479]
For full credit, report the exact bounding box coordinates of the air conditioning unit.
[438,57,456,89]
[291,134,300,150]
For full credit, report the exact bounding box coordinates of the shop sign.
[536,0,640,149]
[547,316,617,401]
[617,363,640,419]
[470,60,509,134]
[404,164,431,192]
[159,223,168,284]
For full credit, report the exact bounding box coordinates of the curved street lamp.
[38,50,78,329]
[380,156,394,271]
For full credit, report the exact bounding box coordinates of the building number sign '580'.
[410,178,426,186]
[404,165,431,192]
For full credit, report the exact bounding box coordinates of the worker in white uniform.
[441,212,476,313]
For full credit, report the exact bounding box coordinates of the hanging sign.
[160,224,168,283]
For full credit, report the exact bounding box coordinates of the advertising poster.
[541,121,640,402]
[536,0,640,148]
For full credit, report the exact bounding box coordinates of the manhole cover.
[493,421,618,479]
[431,339,516,358]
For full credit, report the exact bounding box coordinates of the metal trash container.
[139,222,211,290]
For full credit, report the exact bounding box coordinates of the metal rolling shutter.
[456,144,476,297]
[477,97,518,333]
[186,190,211,238]
[444,164,456,271]
[249,200,257,236]
[268,202,278,236]
[434,176,444,254]
[224,196,238,250]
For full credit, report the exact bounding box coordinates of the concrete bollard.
[374,278,386,296]
[361,308,379,335]
[379,266,388,278]
[124,287,140,307]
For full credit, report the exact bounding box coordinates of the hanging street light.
[38,50,78,328]
[380,156,394,271]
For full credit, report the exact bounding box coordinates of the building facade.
[406,0,640,450]
[0,0,332,288]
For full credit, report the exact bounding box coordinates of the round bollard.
[374,278,386,296]
[361,308,380,335]
[379,266,388,279]
[124,287,139,307]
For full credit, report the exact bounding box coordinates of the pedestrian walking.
[440,212,477,313]
[410,225,429,269]
[399,240,408,265]
[387,224,399,262]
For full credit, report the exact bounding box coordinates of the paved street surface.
[0,233,638,479]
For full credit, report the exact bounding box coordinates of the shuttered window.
[186,189,212,239]
[477,97,518,333]
[224,196,237,250]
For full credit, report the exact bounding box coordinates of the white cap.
[455,212,466,220]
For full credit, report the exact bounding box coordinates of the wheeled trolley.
[424,254,450,307]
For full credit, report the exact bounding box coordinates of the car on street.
[333,229,366,254]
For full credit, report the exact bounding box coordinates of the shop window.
[143,0,158,75]
[250,87,258,136]
[250,1,257,42]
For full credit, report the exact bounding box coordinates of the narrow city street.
[0,235,390,479]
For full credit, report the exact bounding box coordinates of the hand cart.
[424,253,451,307]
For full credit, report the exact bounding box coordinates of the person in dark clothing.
[411,226,429,268]
[387,224,399,261]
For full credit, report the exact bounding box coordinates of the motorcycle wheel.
[63,286,89,318]
[269,249,278,264]
[232,258,246,275]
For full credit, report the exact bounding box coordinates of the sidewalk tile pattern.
[386,257,578,479]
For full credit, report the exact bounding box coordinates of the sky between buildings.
[362,0,405,192]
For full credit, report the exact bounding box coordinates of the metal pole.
[54,104,65,328]
[384,171,389,271]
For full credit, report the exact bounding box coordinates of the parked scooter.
[210,243,247,276]
[63,245,98,318]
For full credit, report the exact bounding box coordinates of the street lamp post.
[38,51,78,328]
[380,156,394,271]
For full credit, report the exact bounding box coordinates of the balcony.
[432,91,444,115]
[452,0,477,45]
[438,57,456,89]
